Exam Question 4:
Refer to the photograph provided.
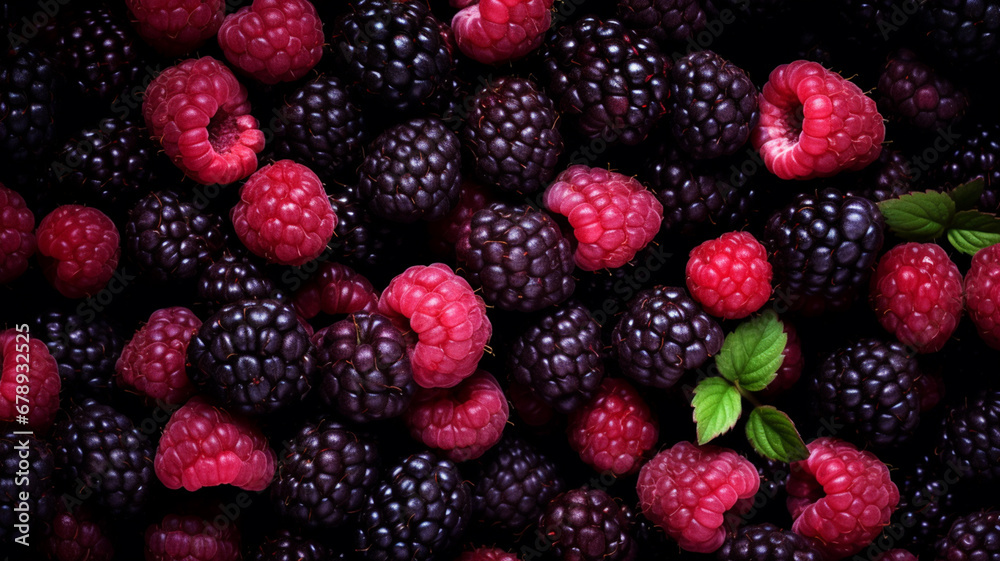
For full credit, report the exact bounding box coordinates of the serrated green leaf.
[947,210,1000,255]
[947,178,986,211]
[877,190,957,241]
[692,377,742,445]
[714,310,787,392]
[745,406,809,463]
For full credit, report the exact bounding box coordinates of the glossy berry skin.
[196,253,276,312]
[452,0,553,64]
[567,378,658,477]
[877,49,967,130]
[938,390,1000,481]
[249,531,330,561]
[686,231,772,320]
[36,205,120,299]
[217,0,324,84]
[55,7,140,103]
[964,243,1000,349]
[934,510,1000,561]
[1,433,55,547]
[539,486,636,561]
[293,262,378,320]
[0,183,36,284]
[0,48,58,165]
[715,523,822,561]
[33,310,123,401]
[144,513,240,561]
[617,0,712,43]
[473,434,565,533]
[116,307,201,405]
[125,0,225,57]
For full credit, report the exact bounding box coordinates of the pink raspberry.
[544,165,663,271]
[116,307,201,405]
[231,160,337,266]
[567,377,658,477]
[125,0,225,57]
[452,0,553,64]
[154,396,276,492]
[378,263,492,388]
[637,441,760,553]
[760,320,804,396]
[0,183,36,284]
[144,513,240,561]
[752,60,885,180]
[405,370,509,461]
[143,57,265,185]
[876,550,918,561]
[217,0,324,84]
[46,505,114,561]
[786,437,899,560]
[455,547,519,561]
[0,328,60,430]
[870,242,963,353]
[36,205,120,299]
[964,242,1000,349]
[292,262,379,320]
[685,231,773,319]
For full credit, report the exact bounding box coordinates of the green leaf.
[714,310,788,392]
[947,210,1000,255]
[878,190,957,241]
[692,377,742,445]
[745,406,809,463]
[948,178,986,211]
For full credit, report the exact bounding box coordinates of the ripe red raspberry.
[45,505,114,561]
[455,547,519,561]
[870,242,963,353]
[154,396,276,492]
[217,0,324,84]
[567,377,658,477]
[452,0,553,64]
[760,320,804,396]
[405,370,509,462]
[231,160,337,266]
[145,513,240,561]
[964,243,1000,349]
[125,0,225,57]
[116,307,201,405]
[143,57,264,185]
[0,183,35,284]
[378,263,492,388]
[637,441,760,553]
[752,60,885,180]
[292,262,379,320]
[0,328,60,430]
[786,437,899,560]
[876,550,918,561]
[544,165,663,271]
[685,231,773,319]
[36,205,120,299]
[428,180,492,258]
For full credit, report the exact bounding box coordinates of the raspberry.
[456,547,518,561]
[759,321,804,396]
[637,441,760,553]
[405,370,509,461]
[567,378,658,477]
[217,0,324,84]
[292,262,379,320]
[870,242,964,353]
[378,263,492,388]
[154,396,276,492]
[36,205,120,299]
[715,523,822,561]
[964,243,1000,349]
[116,307,201,405]
[0,183,35,284]
[231,160,337,266]
[1,328,60,430]
[473,433,565,532]
[875,550,918,561]
[751,60,885,180]
[452,0,553,64]
[144,513,240,561]
[539,486,636,561]
[142,56,264,185]
[45,505,114,561]
[125,0,225,56]
[686,231,773,320]
[544,165,663,271]
[786,437,899,560]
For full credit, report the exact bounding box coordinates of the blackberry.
[54,7,140,103]
[196,252,277,312]
[508,303,605,414]
[2,432,56,546]
[919,0,1000,66]
[0,47,58,165]
[45,504,115,561]
[935,510,1000,561]
[669,50,759,160]
[329,184,415,271]
[847,149,915,203]
[50,399,155,516]
[33,309,123,401]
[613,286,723,390]
[187,298,316,416]
[358,117,462,223]
[312,313,416,423]
[617,0,711,44]
[462,76,563,196]
[457,203,576,313]
[937,123,1000,212]
[538,486,635,561]
[356,452,471,561]
[544,17,670,146]
[883,454,958,556]
[272,418,380,529]
[812,339,921,448]
[877,49,967,130]
[125,190,227,282]
[715,523,823,561]
[761,188,884,315]
[250,530,331,561]
[270,75,366,180]
[472,434,565,533]
[938,390,1000,481]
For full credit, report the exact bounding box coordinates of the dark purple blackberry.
[45,503,115,561]
[329,184,413,271]
[187,298,316,416]
[669,50,759,160]
[358,117,462,223]
[761,188,884,316]
[457,203,575,313]
[883,454,958,556]
[196,252,276,312]
[938,390,1000,481]
[919,0,1000,66]
[935,510,1000,561]
[356,452,471,561]
[312,313,416,423]
[937,123,1000,212]
[715,523,823,561]
[0,47,58,165]
[544,17,670,146]
[508,303,605,414]
[2,432,56,546]
[613,286,723,390]
[270,75,366,180]
[54,7,140,103]
[877,49,967,130]
[125,190,227,282]
[250,530,332,561]
[50,399,154,516]
[538,486,635,561]
[462,76,563,196]
[473,434,565,533]
[272,418,380,529]
[333,0,455,114]
[617,0,710,44]
[33,309,123,401]
[847,148,915,203]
